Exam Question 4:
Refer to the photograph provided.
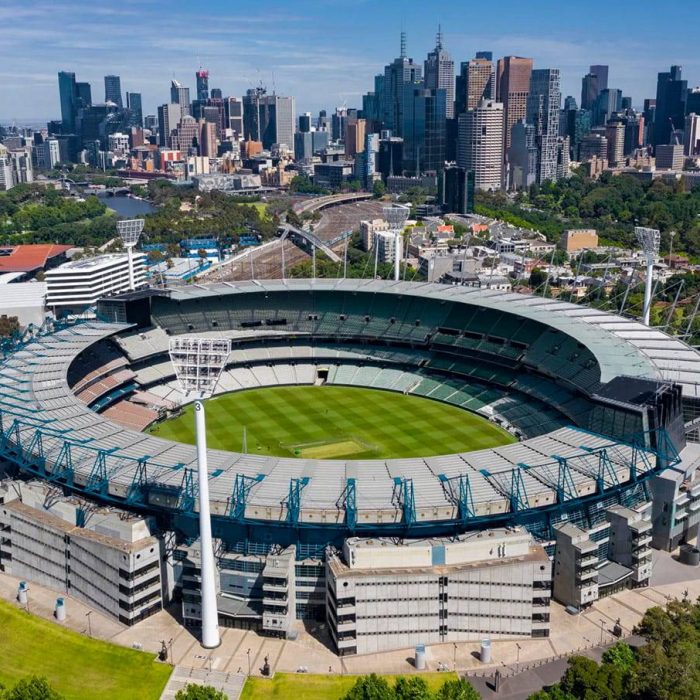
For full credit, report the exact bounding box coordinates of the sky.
[1,0,699,123]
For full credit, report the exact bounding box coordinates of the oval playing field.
[147,385,516,460]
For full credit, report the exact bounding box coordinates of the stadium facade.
[1,279,699,654]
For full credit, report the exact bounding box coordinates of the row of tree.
[343,675,478,700]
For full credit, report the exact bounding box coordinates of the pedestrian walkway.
[159,666,246,700]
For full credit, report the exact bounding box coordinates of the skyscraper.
[196,70,209,102]
[76,82,92,110]
[104,75,122,107]
[496,56,533,151]
[345,118,367,158]
[379,32,423,135]
[401,86,447,174]
[423,28,455,119]
[58,71,77,133]
[593,88,622,127]
[605,118,625,165]
[457,99,504,191]
[580,73,598,111]
[170,80,191,116]
[589,65,609,92]
[456,58,495,114]
[527,68,561,183]
[509,119,538,189]
[653,66,687,148]
[224,97,244,139]
[157,102,182,148]
[126,93,143,127]
[242,90,295,152]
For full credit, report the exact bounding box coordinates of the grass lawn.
[148,385,514,459]
[0,600,171,700]
[241,201,268,217]
[241,672,459,700]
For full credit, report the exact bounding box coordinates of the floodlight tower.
[383,205,410,281]
[169,337,231,649]
[635,226,660,326]
[116,219,145,291]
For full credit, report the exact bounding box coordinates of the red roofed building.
[0,244,72,277]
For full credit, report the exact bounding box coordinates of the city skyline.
[1,0,700,122]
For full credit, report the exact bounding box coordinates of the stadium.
[1,279,700,655]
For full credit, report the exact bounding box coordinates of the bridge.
[292,191,372,215]
[279,223,342,262]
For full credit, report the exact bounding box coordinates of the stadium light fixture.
[383,205,410,281]
[116,218,145,291]
[168,337,231,649]
[635,226,660,326]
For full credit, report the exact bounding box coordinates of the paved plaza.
[1,548,699,699]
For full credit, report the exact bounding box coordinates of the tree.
[343,674,394,700]
[435,678,480,700]
[394,676,430,700]
[2,676,63,700]
[601,642,635,671]
[372,180,386,198]
[529,267,548,289]
[174,684,227,700]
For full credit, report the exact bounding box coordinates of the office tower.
[456,58,495,114]
[475,51,493,61]
[594,88,622,127]
[496,56,533,150]
[605,118,625,165]
[653,66,687,148]
[224,97,243,139]
[685,113,700,155]
[332,107,347,141]
[242,90,295,152]
[299,112,312,133]
[579,133,608,161]
[172,115,199,153]
[196,69,209,102]
[104,75,122,107]
[509,119,538,189]
[439,165,474,214]
[527,68,561,183]
[457,99,504,191]
[424,27,455,119]
[157,102,182,148]
[76,82,92,110]
[345,118,367,158]
[200,121,217,157]
[589,65,608,92]
[58,71,77,133]
[0,145,14,191]
[377,135,404,179]
[580,73,598,111]
[621,96,632,110]
[686,88,700,116]
[379,32,423,134]
[170,80,191,116]
[144,115,158,132]
[210,88,222,100]
[401,86,447,174]
[126,93,143,127]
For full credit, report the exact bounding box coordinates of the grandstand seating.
[102,400,159,431]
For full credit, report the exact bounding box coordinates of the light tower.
[168,337,231,649]
[383,204,410,281]
[635,226,660,326]
[116,218,145,291]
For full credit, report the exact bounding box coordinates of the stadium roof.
[0,244,72,273]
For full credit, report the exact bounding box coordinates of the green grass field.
[0,600,171,699]
[148,386,514,459]
[241,672,458,700]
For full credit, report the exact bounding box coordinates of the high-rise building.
[509,119,538,189]
[439,164,474,214]
[157,102,182,148]
[686,88,700,116]
[377,135,404,180]
[126,93,143,127]
[196,69,209,102]
[456,58,495,114]
[345,118,367,158]
[605,118,625,165]
[685,113,700,155]
[496,56,533,151]
[527,68,561,183]
[200,120,218,158]
[170,80,191,117]
[423,28,455,119]
[653,66,687,148]
[104,75,122,107]
[475,51,493,61]
[589,65,608,92]
[593,88,622,127]
[299,113,312,133]
[242,90,295,153]
[580,74,598,111]
[379,32,423,135]
[171,115,199,153]
[58,71,77,134]
[0,145,14,191]
[76,82,92,110]
[224,97,243,139]
[210,88,222,100]
[579,133,608,162]
[457,99,504,191]
[401,86,447,174]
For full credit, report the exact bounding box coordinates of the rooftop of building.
[46,253,144,274]
[0,244,72,273]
